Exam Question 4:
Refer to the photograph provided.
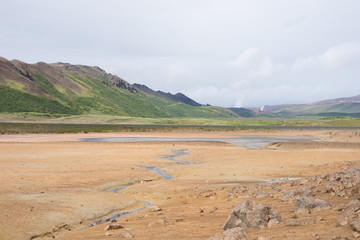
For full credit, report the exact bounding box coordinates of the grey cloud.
[1,0,360,107]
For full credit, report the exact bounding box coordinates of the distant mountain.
[258,95,360,118]
[0,57,237,118]
[133,84,202,106]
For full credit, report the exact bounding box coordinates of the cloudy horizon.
[1,0,359,108]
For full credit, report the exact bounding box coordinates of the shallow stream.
[79,135,320,149]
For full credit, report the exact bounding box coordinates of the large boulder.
[280,186,315,202]
[326,168,360,198]
[295,197,331,214]
[223,200,282,230]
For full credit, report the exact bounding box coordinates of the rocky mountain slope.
[0,57,237,118]
[133,83,202,107]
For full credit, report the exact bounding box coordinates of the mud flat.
[0,129,359,239]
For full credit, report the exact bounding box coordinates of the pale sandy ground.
[0,129,359,240]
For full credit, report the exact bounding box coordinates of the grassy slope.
[0,85,76,114]
[0,68,236,118]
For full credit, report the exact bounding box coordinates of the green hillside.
[0,58,237,118]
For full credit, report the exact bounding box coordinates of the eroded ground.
[0,129,359,239]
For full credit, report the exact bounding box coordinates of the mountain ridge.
[0,57,237,118]
[256,95,360,118]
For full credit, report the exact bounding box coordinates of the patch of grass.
[6,80,25,91]
[0,85,76,114]
[32,72,69,104]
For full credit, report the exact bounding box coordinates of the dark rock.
[223,200,282,230]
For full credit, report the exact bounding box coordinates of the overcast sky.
[1,0,360,107]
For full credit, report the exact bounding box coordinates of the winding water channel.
[90,149,189,226]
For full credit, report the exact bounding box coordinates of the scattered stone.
[149,205,162,212]
[104,223,124,231]
[280,186,315,202]
[223,200,282,230]
[120,230,134,238]
[284,218,316,226]
[205,192,217,198]
[295,197,331,214]
[256,191,273,198]
[353,231,360,238]
[148,219,167,227]
[271,186,283,192]
[209,206,218,213]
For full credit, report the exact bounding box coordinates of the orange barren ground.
[0,129,359,240]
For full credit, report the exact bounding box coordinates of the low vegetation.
[0,113,359,134]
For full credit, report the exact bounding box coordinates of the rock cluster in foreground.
[211,166,360,240]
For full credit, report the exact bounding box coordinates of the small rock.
[105,231,114,236]
[353,231,360,238]
[284,218,316,226]
[120,230,134,238]
[148,219,167,227]
[199,208,204,213]
[204,192,217,198]
[104,223,124,231]
[351,217,360,232]
[149,205,162,212]
[209,206,218,213]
